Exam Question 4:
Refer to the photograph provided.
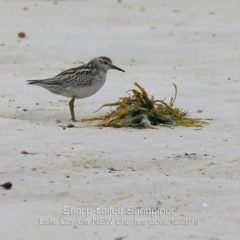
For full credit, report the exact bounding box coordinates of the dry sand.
[1,1,240,239]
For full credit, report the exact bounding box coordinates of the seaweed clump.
[81,82,208,128]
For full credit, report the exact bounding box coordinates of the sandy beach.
[1,1,240,239]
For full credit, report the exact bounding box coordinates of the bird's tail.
[27,80,43,85]
[27,79,55,85]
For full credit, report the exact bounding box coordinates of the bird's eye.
[103,61,108,64]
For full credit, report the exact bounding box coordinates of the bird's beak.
[111,64,125,72]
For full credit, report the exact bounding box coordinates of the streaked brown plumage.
[27,56,125,122]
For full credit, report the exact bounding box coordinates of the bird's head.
[90,56,125,72]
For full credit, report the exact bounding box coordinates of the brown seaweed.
[81,83,209,128]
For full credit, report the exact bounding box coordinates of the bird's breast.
[69,77,106,99]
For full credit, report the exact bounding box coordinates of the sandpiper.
[27,56,125,122]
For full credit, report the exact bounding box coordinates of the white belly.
[55,80,106,99]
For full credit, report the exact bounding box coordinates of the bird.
[27,56,125,122]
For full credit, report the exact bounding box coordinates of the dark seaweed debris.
[82,82,209,128]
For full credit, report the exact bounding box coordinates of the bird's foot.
[69,118,80,122]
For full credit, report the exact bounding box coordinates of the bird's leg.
[69,96,79,122]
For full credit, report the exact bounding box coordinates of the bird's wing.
[27,69,78,86]
[55,65,88,77]
[53,65,98,86]
[27,65,99,87]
